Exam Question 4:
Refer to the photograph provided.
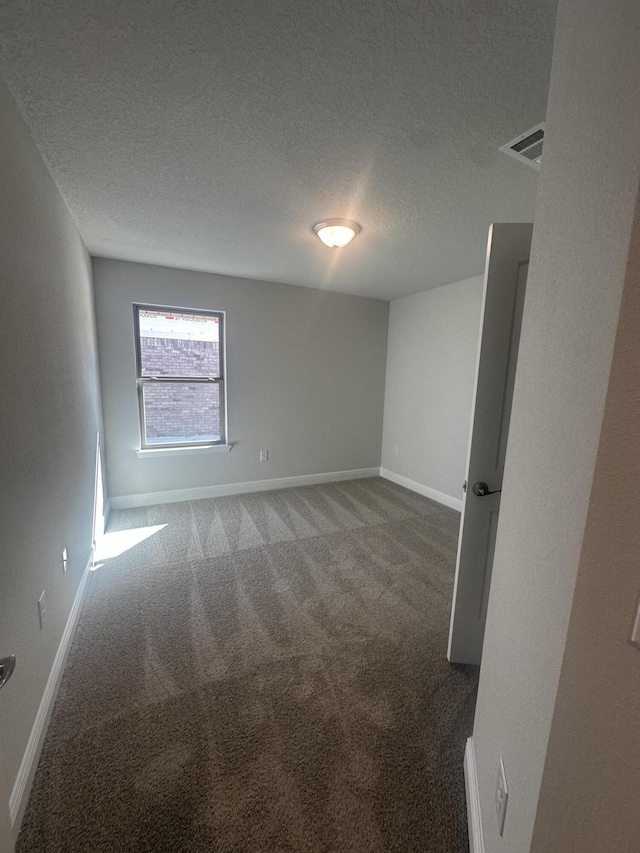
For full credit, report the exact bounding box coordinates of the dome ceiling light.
[313,219,361,249]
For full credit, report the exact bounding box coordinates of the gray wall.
[0,78,103,820]
[531,185,640,853]
[93,259,389,500]
[471,0,640,850]
[380,276,483,501]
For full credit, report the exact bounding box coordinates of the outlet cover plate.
[495,756,509,836]
[38,591,46,630]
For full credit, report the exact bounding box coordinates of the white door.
[448,223,532,665]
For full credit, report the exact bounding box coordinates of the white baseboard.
[109,467,381,510]
[379,468,463,511]
[464,737,485,853]
[9,549,93,829]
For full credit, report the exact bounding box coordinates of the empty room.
[1,1,639,852]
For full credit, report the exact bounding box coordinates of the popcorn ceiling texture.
[0,0,556,298]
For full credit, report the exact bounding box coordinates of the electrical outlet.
[259,450,269,462]
[393,446,399,457]
[62,547,68,574]
[495,756,509,837]
[38,591,46,630]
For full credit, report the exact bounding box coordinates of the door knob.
[0,655,16,690]
[472,481,502,497]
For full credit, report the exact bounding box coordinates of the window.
[134,304,225,449]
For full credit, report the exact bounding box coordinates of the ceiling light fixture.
[313,219,361,249]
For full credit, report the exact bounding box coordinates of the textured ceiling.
[0,1,557,299]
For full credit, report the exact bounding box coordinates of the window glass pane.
[139,309,220,377]
[143,382,221,445]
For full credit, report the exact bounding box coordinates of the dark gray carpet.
[17,477,478,852]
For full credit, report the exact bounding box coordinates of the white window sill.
[136,444,232,459]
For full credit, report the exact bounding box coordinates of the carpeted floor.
[17,477,478,852]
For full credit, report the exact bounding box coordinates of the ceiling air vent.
[499,122,545,170]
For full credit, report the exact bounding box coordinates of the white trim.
[9,550,93,829]
[379,468,463,511]
[136,444,233,459]
[109,467,381,509]
[464,737,485,853]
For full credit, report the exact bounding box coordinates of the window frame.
[133,303,226,450]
